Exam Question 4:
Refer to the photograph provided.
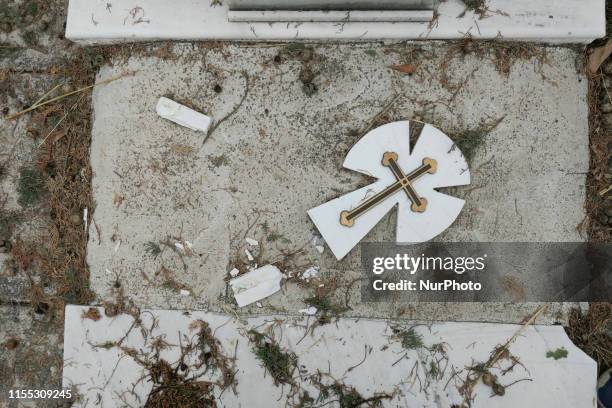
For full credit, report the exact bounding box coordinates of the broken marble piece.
[308,121,470,260]
[246,237,259,246]
[155,97,211,133]
[299,306,318,315]
[301,266,319,280]
[229,264,282,307]
[63,305,597,407]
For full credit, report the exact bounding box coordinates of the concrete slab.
[0,305,65,407]
[88,42,589,323]
[62,305,597,408]
[65,0,606,43]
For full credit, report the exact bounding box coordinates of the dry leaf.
[587,40,612,75]
[389,64,417,74]
[82,307,102,321]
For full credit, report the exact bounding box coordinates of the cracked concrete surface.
[87,42,588,323]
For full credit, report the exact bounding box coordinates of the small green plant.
[392,326,424,350]
[546,347,568,360]
[207,154,229,168]
[17,166,46,206]
[451,117,504,162]
[304,295,348,325]
[464,0,486,11]
[248,329,297,386]
[312,377,392,408]
[145,241,162,258]
[266,231,283,242]
[364,49,377,58]
[453,129,488,161]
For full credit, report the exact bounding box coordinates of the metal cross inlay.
[339,153,437,227]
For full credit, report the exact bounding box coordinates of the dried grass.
[582,54,611,242]
[440,37,549,88]
[566,303,612,374]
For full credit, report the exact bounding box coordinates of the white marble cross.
[308,121,470,260]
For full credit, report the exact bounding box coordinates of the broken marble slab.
[155,97,211,133]
[63,305,596,408]
[229,264,283,307]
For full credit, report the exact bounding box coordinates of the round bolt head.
[340,210,354,227]
[382,151,399,166]
[411,197,428,213]
[423,157,437,174]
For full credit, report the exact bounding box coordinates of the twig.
[392,352,408,367]
[345,344,369,373]
[486,304,547,368]
[599,184,612,197]
[459,305,547,406]
[359,93,400,137]
[32,82,63,108]
[202,71,249,146]
[39,93,86,147]
[6,72,132,120]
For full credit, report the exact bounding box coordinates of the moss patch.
[450,116,504,162]
[17,166,46,206]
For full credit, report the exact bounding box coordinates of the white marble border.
[66,0,605,44]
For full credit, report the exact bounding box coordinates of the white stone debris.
[245,248,254,261]
[229,264,282,307]
[311,236,325,254]
[155,97,211,133]
[256,302,263,308]
[302,266,319,280]
[83,208,88,231]
[114,240,121,252]
[229,268,240,277]
[174,242,185,252]
[299,306,318,315]
[245,237,259,246]
[180,289,190,296]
